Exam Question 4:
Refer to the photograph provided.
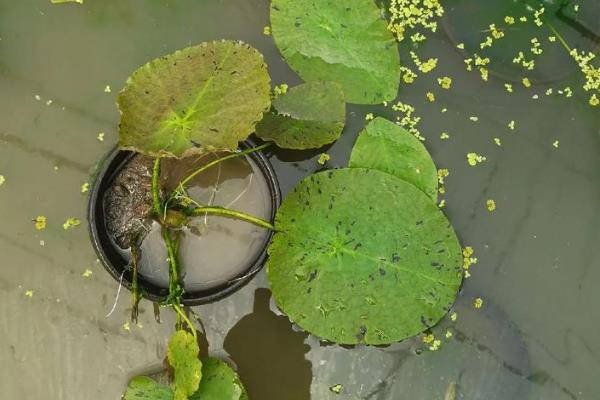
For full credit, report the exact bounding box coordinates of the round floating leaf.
[349,117,438,201]
[190,358,248,400]
[267,168,462,345]
[118,40,271,158]
[167,330,202,400]
[270,0,401,104]
[124,377,173,400]
[255,81,346,149]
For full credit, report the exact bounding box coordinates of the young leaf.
[167,331,202,400]
[124,376,173,400]
[270,0,401,104]
[349,117,438,201]
[267,168,462,345]
[190,358,248,400]
[118,40,271,158]
[255,81,346,149]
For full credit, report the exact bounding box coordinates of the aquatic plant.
[100,0,466,397]
[114,37,352,398]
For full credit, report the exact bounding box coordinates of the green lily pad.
[168,330,202,400]
[349,117,438,201]
[118,40,271,158]
[124,377,173,400]
[255,81,346,149]
[190,358,248,400]
[267,168,462,345]
[270,0,401,104]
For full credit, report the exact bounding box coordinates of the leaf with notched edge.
[349,117,438,201]
[270,0,401,104]
[118,40,271,158]
[267,168,462,345]
[255,81,346,149]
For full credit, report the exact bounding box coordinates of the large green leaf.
[349,117,438,201]
[255,81,346,149]
[167,331,202,400]
[124,377,173,400]
[267,168,462,345]
[190,358,248,400]
[270,0,401,104]
[118,40,271,158]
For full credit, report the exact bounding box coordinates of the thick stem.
[173,304,197,340]
[130,240,142,324]
[162,229,181,299]
[175,143,272,195]
[152,157,162,216]
[188,206,276,230]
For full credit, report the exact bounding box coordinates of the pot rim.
[87,140,281,305]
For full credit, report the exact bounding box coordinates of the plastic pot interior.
[87,141,281,305]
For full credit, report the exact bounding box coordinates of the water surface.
[0,0,599,399]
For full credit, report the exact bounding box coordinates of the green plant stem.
[130,241,142,324]
[188,206,275,230]
[162,230,180,296]
[175,143,272,195]
[152,157,162,216]
[162,229,186,330]
[173,304,197,340]
[548,22,572,53]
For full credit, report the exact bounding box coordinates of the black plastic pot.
[88,141,281,305]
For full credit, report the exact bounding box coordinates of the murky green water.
[0,0,599,399]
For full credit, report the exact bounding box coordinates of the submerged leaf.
[349,117,438,201]
[255,81,346,149]
[124,377,173,400]
[267,168,462,345]
[190,358,248,400]
[167,331,202,400]
[270,0,401,104]
[118,40,271,158]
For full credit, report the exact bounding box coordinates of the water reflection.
[224,288,312,400]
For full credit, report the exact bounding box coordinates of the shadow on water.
[224,288,312,400]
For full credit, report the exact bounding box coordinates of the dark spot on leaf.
[416,220,423,225]
[308,270,318,282]
[379,268,386,276]
[356,325,367,341]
